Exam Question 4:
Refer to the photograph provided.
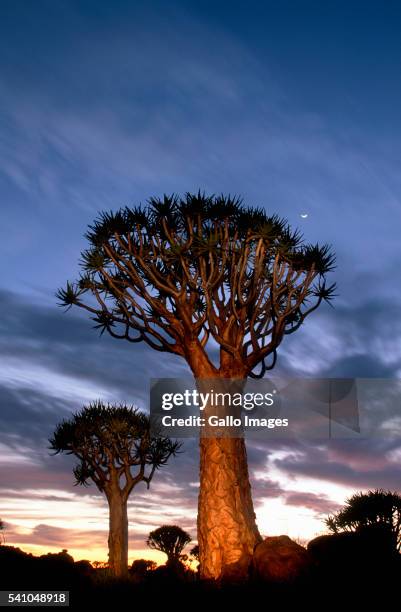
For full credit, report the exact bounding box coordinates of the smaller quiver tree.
[50,401,180,577]
[147,525,191,567]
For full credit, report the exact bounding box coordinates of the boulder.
[308,532,360,564]
[252,535,311,582]
[308,530,398,574]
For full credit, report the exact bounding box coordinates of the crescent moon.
[300,213,308,219]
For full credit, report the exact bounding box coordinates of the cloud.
[250,476,286,500]
[1,2,401,313]
[0,287,400,494]
[0,290,187,435]
[276,299,401,378]
[0,461,78,493]
[283,491,340,515]
[274,439,401,492]
[1,1,401,562]
[4,522,106,550]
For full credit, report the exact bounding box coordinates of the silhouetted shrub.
[129,559,157,582]
[0,546,91,591]
[308,529,398,586]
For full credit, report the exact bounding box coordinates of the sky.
[0,0,401,564]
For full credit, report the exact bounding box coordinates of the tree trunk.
[196,375,262,581]
[107,488,128,578]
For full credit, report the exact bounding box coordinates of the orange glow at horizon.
[5,541,168,567]
[0,443,359,565]
[0,480,352,564]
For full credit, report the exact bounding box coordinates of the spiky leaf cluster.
[49,401,180,496]
[57,192,335,378]
[326,489,401,552]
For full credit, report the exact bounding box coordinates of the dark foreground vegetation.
[1,489,400,604]
[1,535,399,607]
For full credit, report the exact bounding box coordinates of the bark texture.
[198,435,261,580]
[195,374,262,581]
[107,488,128,577]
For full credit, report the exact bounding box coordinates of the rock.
[308,532,359,564]
[252,536,311,582]
[308,530,398,571]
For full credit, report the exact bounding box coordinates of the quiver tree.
[49,401,180,577]
[147,525,191,566]
[57,192,335,580]
[326,489,401,554]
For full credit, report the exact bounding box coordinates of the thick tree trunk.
[107,488,128,578]
[196,374,262,581]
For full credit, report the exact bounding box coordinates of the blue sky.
[0,0,401,562]
[2,0,401,302]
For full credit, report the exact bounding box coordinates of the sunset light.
[1,0,400,606]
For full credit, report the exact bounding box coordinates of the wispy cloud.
[1,1,401,562]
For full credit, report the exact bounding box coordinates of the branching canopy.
[57,193,335,378]
[147,525,192,562]
[49,401,180,499]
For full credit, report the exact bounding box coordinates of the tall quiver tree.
[57,193,335,580]
[49,402,180,577]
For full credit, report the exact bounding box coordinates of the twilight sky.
[1,0,401,564]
